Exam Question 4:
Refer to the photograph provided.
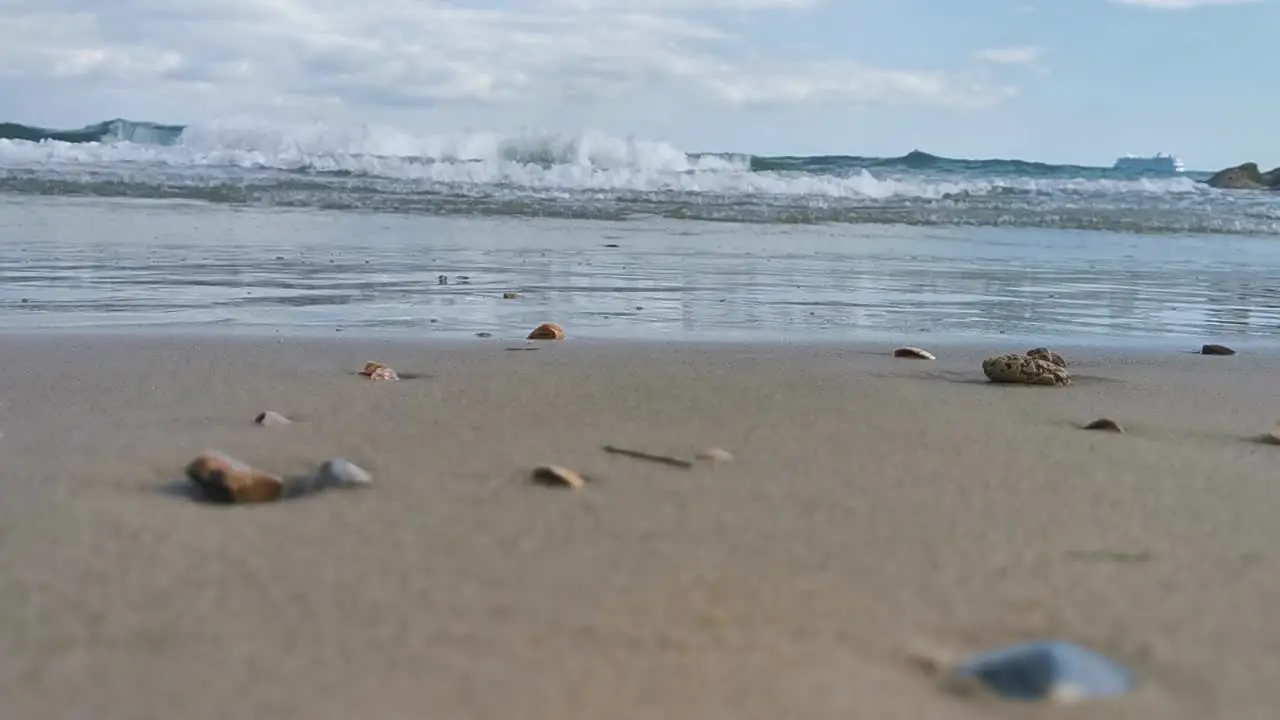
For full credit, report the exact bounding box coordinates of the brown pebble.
[696,446,734,463]
[531,464,585,489]
[1201,344,1236,356]
[1082,418,1124,433]
[358,361,399,380]
[894,347,936,360]
[502,292,522,299]
[527,322,566,340]
[185,451,284,504]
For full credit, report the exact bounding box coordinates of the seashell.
[947,639,1133,703]
[1026,347,1067,367]
[894,346,936,360]
[527,322,566,340]
[1201,343,1235,356]
[982,354,1071,386]
[358,361,399,381]
[316,458,373,487]
[1082,418,1123,433]
[254,410,292,427]
[185,450,284,504]
[531,464,585,489]
[696,446,734,463]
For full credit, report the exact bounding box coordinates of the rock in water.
[1205,162,1280,190]
[948,639,1133,703]
[894,347,936,360]
[1201,344,1236,356]
[185,450,284,504]
[527,322,566,340]
[254,410,291,427]
[982,354,1071,386]
[1025,347,1067,367]
[316,458,373,488]
[1207,163,1264,189]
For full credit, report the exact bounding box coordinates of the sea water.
[1,118,1278,348]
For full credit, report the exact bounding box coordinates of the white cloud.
[974,46,1041,64]
[1109,0,1264,8]
[0,0,1011,126]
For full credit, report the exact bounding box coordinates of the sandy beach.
[2,332,1278,719]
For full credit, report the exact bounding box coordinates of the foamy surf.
[0,117,1275,234]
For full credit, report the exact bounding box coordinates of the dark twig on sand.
[601,445,695,469]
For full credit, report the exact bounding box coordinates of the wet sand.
[1,333,1278,719]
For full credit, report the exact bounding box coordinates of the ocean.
[2,118,1279,347]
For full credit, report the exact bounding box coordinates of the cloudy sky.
[0,0,1272,167]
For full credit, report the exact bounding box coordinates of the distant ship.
[1112,152,1185,173]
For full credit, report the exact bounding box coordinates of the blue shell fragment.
[951,639,1133,702]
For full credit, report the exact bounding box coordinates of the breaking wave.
[1,116,1275,234]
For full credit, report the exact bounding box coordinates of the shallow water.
[2,196,1280,349]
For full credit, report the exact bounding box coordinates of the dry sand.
[1,333,1278,719]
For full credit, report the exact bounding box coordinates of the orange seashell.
[358,361,399,380]
[527,322,565,340]
[185,451,284,504]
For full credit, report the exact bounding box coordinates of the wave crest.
[1,116,1268,234]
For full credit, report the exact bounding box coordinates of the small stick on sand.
[601,445,695,469]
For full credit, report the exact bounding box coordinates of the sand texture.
[1,334,1279,719]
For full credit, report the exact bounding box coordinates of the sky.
[0,0,1274,169]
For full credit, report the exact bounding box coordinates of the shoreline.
[2,333,1278,718]
[5,324,1280,355]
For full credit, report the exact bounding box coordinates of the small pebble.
[531,464,586,489]
[316,458,373,488]
[696,446,734,463]
[894,346,936,360]
[527,322,566,340]
[1082,418,1123,433]
[254,410,292,427]
[1201,343,1236,355]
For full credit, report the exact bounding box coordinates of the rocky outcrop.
[1205,162,1280,190]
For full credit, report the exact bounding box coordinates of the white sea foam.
[0,118,1210,201]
